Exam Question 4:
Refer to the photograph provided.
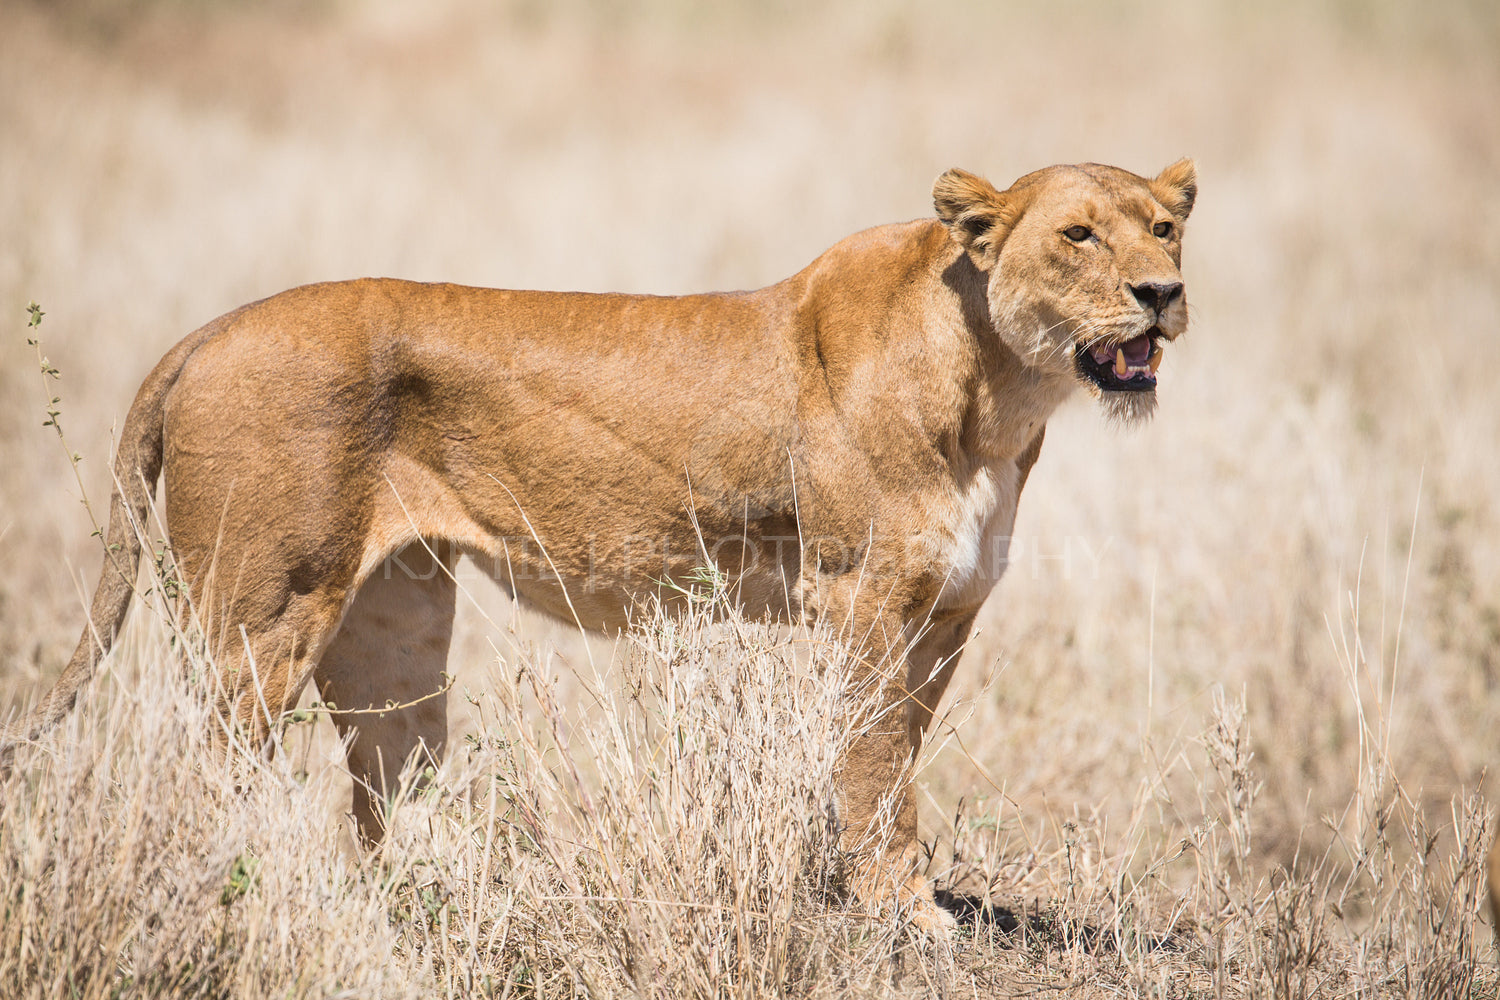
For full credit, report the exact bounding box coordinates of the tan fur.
[8,160,1195,929]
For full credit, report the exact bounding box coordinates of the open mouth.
[1074,330,1163,393]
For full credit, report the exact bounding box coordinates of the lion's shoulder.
[802,219,953,275]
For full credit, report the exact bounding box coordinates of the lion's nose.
[1129,281,1184,314]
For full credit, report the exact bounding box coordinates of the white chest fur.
[930,457,1022,612]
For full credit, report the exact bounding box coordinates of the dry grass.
[2,0,1499,995]
[0,559,1492,997]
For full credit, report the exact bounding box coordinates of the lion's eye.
[1153,221,1173,239]
[1063,225,1092,243]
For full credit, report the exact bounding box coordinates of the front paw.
[850,848,957,936]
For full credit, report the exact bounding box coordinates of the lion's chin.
[1099,389,1158,426]
[1071,329,1164,426]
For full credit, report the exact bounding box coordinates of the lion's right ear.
[933,168,1016,267]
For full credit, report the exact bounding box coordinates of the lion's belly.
[930,459,1022,612]
[465,507,805,633]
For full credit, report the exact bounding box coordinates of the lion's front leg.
[825,581,957,932]
[905,610,979,751]
[839,694,947,929]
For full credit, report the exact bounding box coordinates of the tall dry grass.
[0,551,1493,996]
[2,0,1498,995]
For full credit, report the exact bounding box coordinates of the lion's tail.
[4,326,215,749]
[1489,834,1500,947]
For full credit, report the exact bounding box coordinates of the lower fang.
[1148,343,1164,374]
[1114,349,1127,376]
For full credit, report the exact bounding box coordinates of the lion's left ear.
[1151,158,1197,221]
[933,168,1017,267]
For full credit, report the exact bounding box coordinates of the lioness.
[11,160,1195,928]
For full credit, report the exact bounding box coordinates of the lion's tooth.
[1114,348,1127,376]
[1148,343,1164,374]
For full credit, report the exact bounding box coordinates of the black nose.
[1129,281,1184,314]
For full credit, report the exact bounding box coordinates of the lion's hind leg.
[202,584,348,761]
[314,541,458,846]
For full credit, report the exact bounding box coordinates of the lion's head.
[934,159,1196,423]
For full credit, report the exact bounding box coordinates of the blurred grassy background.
[2,0,1498,876]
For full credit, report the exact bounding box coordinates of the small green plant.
[24,302,103,539]
[219,851,260,907]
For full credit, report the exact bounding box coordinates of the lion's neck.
[943,256,1073,464]
[964,346,1072,463]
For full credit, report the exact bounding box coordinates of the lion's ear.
[1152,158,1197,221]
[933,168,1015,267]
